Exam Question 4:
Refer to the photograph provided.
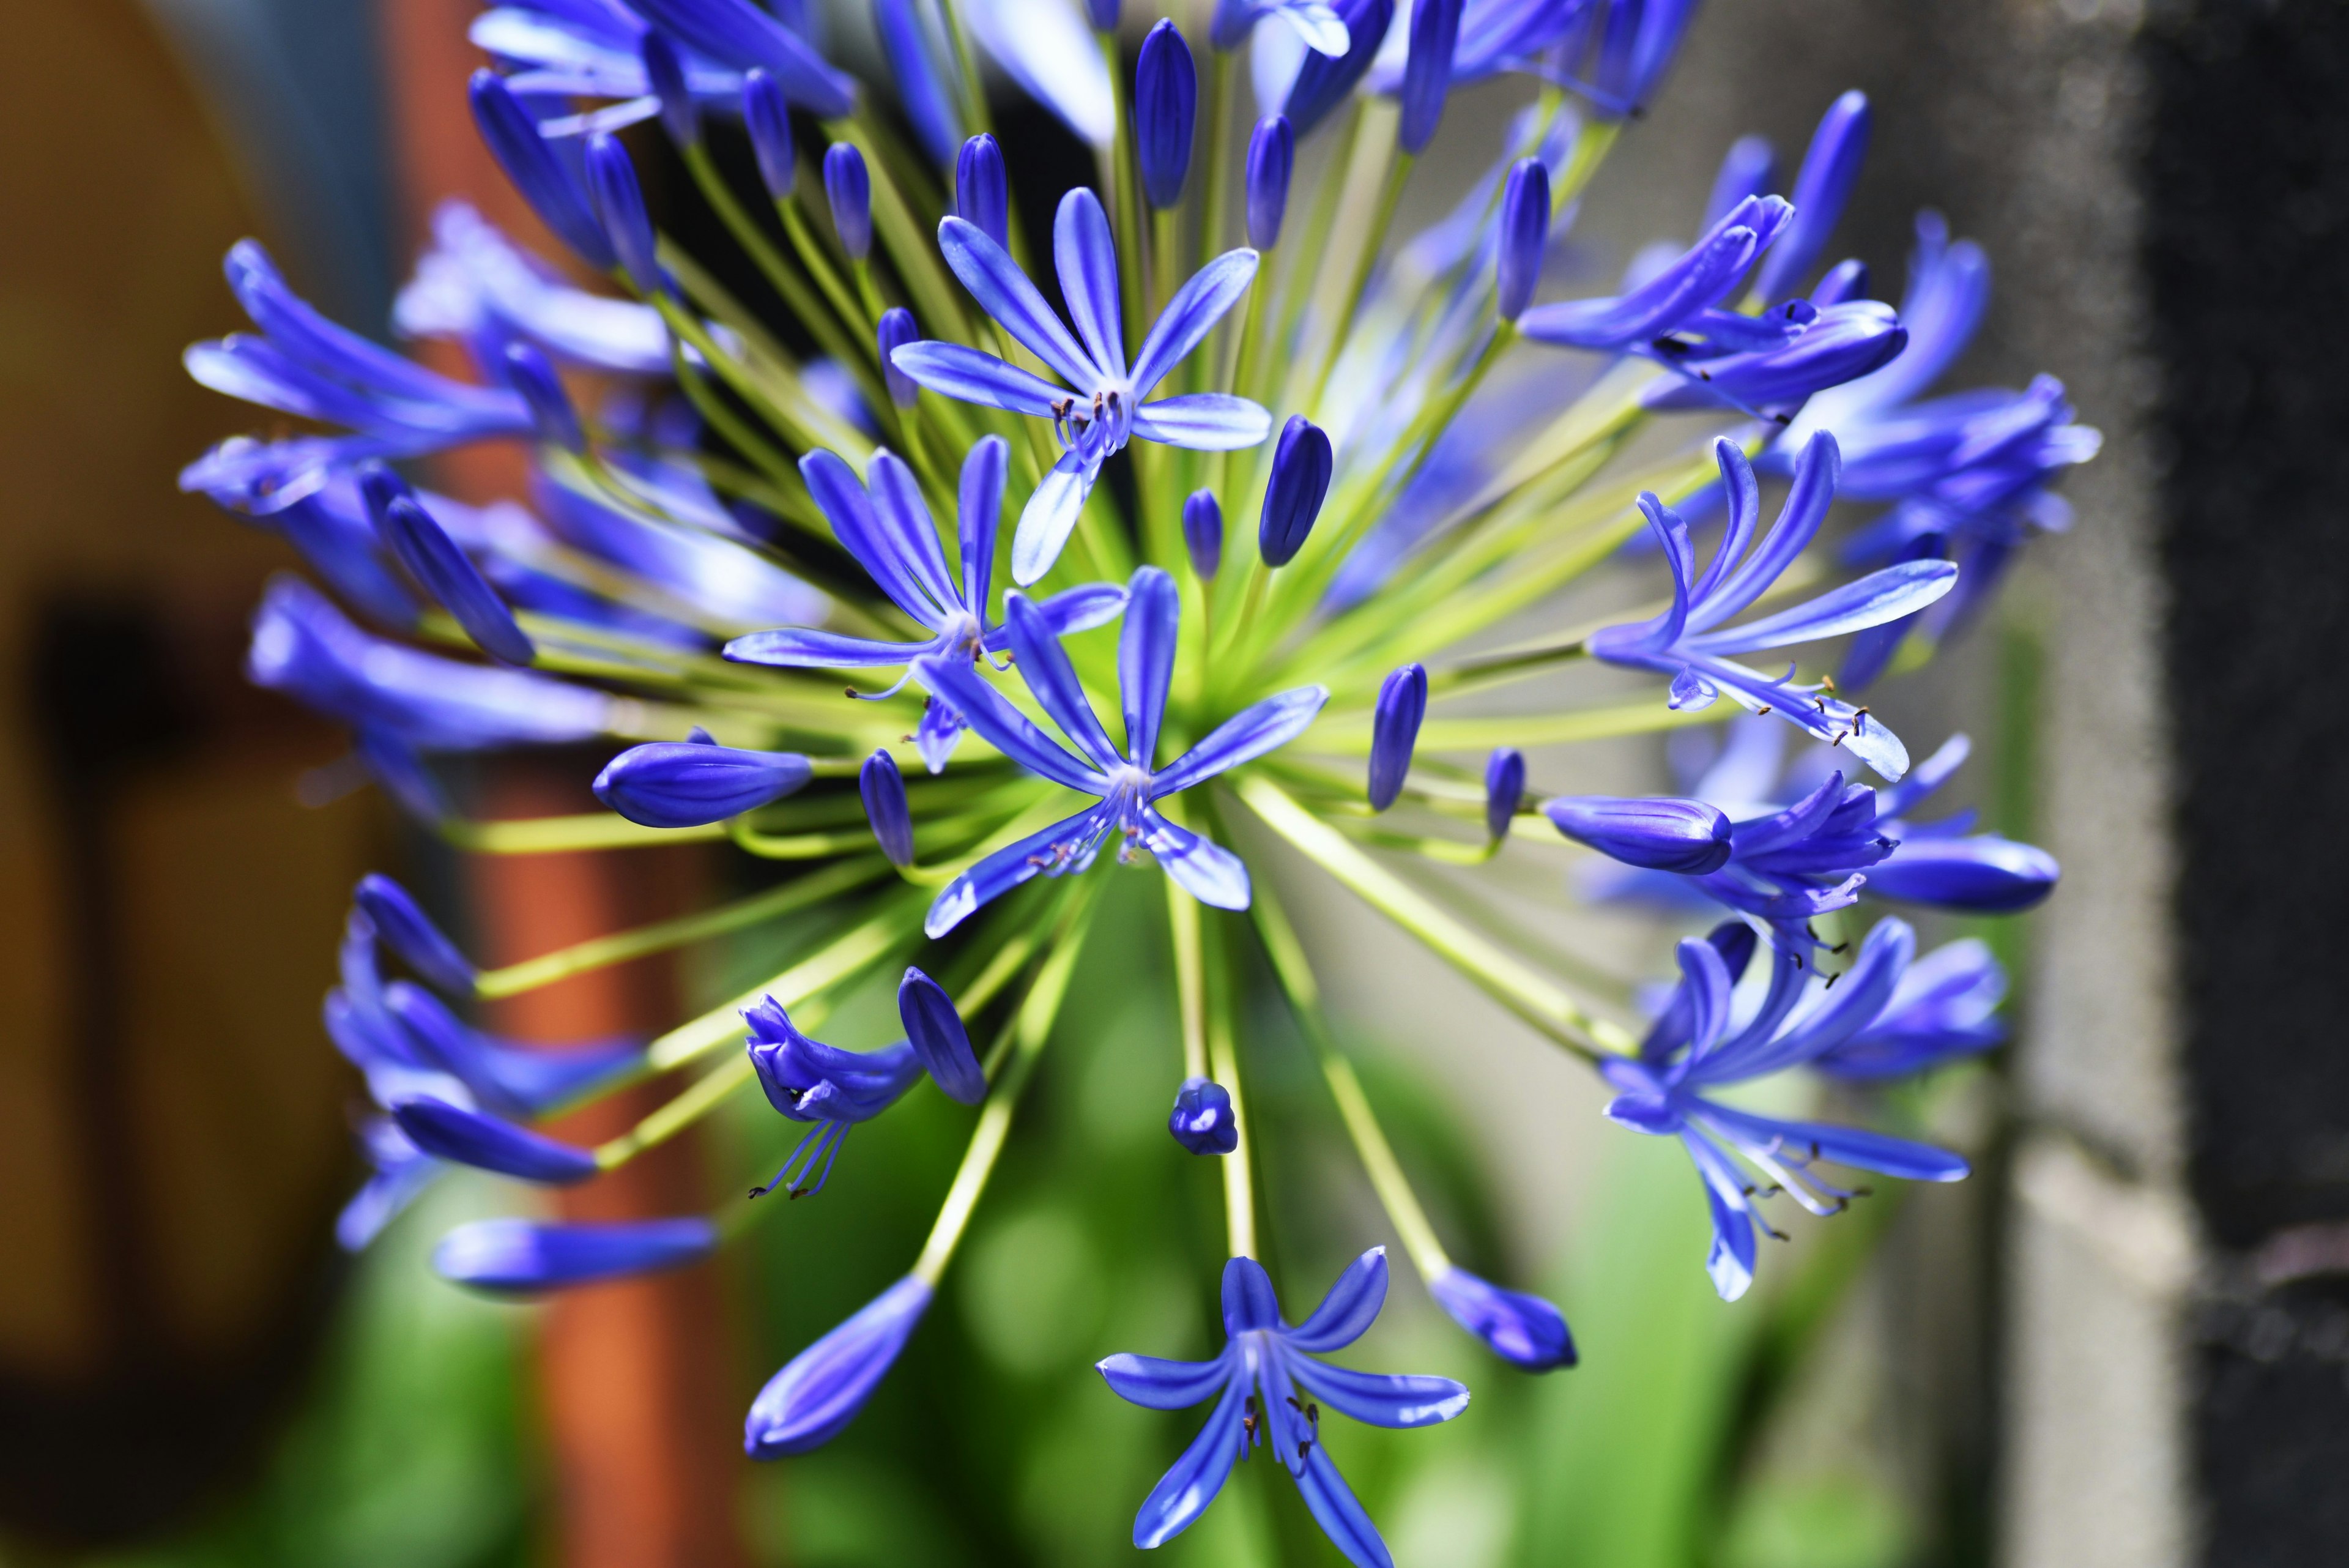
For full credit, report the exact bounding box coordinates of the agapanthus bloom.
[1099,1249,1468,1565]
[173,4,2088,1556]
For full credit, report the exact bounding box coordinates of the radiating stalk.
[1248,882,1451,1280]
[1204,911,1258,1259]
[475,858,891,998]
[1166,828,1210,1082]
[645,892,928,1072]
[912,884,1101,1287]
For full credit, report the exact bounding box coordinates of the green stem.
[645,893,925,1072]
[1204,911,1257,1258]
[1248,880,1450,1279]
[912,884,1100,1286]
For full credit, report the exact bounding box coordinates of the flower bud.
[436,1217,717,1293]
[824,142,872,261]
[746,1276,933,1457]
[1135,21,1198,210]
[1398,0,1463,155]
[1641,300,1906,414]
[1168,1077,1239,1154]
[1430,1268,1576,1370]
[390,1095,599,1184]
[899,967,986,1104]
[1865,834,2060,913]
[859,748,915,864]
[743,69,796,199]
[468,70,615,269]
[355,872,477,994]
[372,485,536,666]
[502,341,585,452]
[875,0,960,166]
[1245,115,1294,249]
[1755,90,1870,302]
[642,30,697,146]
[1484,746,1524,839]
[593,735,814,827]
[1367,663,1427,811]
[1258,414,1332,567]
[1182,489,1223,581]
[954,134,1009,247]
[1495,157,1549,322]
[1542,795,1734,874]
[876,308,919,408]
[1809,258,1869,307]
[1283,0,1395,139]
[585,132,660,293]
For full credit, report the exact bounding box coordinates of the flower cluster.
[180,1,2083,1560]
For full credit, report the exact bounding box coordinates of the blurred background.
[1,1,2342,1565]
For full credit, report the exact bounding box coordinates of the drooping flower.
[723,438,1126,771]
[1589,434,1955,780]
[1099,1249,1469,1566]
[1518,194,1793,354]
[468,0,856,128]
[1810,936,2007,1079]
[1603,920,1969,1299]
[1427,1268,1575,1370]
[892,190,1267,583]
[913,567,1327,934]
[743,973,984,1198]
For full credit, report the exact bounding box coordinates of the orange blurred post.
[377,7,752,1564]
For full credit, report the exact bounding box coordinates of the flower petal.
[890,340,1066,417]
[1096,1350,1236,1410]
[957,436,1008,617]
[924,806,1111,937]
[1688,559,1958,658]
[936,215,1097,388]
[1427,1268,1576,1370]
[800,450,950,626]
[1151,685,1328,798]
[1698,1102,1971,1183]
[1053,188,1126,380]
[1283,1354,1469,1429]
[1011,446,1104,585]
[1130,250,1260,394]
[1120,566,1180,767]
[913,655,1106,792]
[390,1096,599,1184]
[1132,1376,1247,1548]
[1132,393,1274,450]
[1283,1246,1387,1352]
[1003,592,1124,770]
[866,450,963,616]
[744,1276,933,1457]
[1140,809,1253,910]
[1679,1129,1759,1301]
[434,1216,716,1293]
[723,628,940,667]
[1222,1254,1285,1334]
[1291,1443,1394,1568]
[897,967,988,1103]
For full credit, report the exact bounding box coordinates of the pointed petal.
[1222,1255,1285,1334]
[744,1277,933,1457]
[1687,655,1910,781]
[898,967,987,1104]
[388,1096,598,1184]
[1003,592,1124,769]
[1030,581,1127,637]
[1698,1102,1970,1182]
[1291,1445,1394,1568]
[914,654,1106,791]
[1518,203,1776,348]
[1132,1377,1247,1548]
[1283,1353,1469,1429]
[1690,429,1841,631]
[1676,935,1735,1056]
[1283,1247,1388,1352]
[866,450,962,614]
[1053,188,1126,380]
[1011,447,1102,585]
[1679,1129,1759,1301]
[724,628,940,667]
[1132,393,1274,450]
[1130,250,1260,393]
[924,806,1110,937]
[936,215,1097,387]
[1700,918,1915,1082]
[1120,566,1180,766]
[1151,685,1328,798]
[1141,809,1253,910]
[1688,560,1958,657]
[1096,1350,1236,1410]
[800,450,949,625]
[957,436,1008,616]
[891,340,1066,417]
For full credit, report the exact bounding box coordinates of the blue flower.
[383,981,642,1119]
[894,191,1269,583]
[390,1094,603,1184]
[1183,488,1225,581]
[913,567,1328,934]
[623,0,856,118]
[859,748,916,864]
[1783,215,2100,686]
[1397,0,1466,154]
[958,0,1115,148]
[469,0,853,128]
[1169,1076,1240,1154]
[1245,114,1296,248]
[746,1275,933,1456]
[1861,735,2060,912]
[245,576,618,751]
[1588,434,1955,781]
[743,974,984,1197]
[1753,90,1871,303]
[874,0,963,166]
[1427,1267,1575,1370]
[1809,936,2007,1080]
[723,438,1126,771]
[1271,0,1395,137]
[395,200,673,374]
[435,1216,719,1292]
[954,134,1009,245]
[1136,21,1200,210]
[338,1116,440,1250]
[1604,920,1969,1299]
[180,241,535,512]
[1518,194,1793,353]
[823,143,873,262]
[1641,300,1909,421]
[1098,1249,1468,1566]
[1367,663,1426,811]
